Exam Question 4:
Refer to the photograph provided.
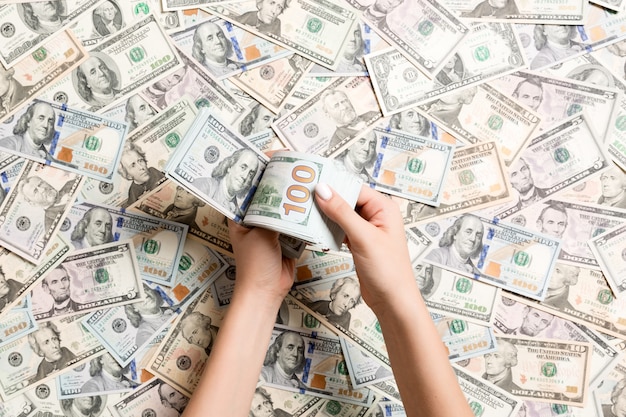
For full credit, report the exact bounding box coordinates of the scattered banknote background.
[2,0,626,415]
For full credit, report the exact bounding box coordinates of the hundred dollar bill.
[272,76,382,157]
[420,213,561,300]
[258,324,373,406]
[243,150,362,251]
[0,30,88,124]
[139,48,246,122]
[100,94,158,134]
[361,127,454,206]
[169,16,291,80]
[507,198,626,268]
[457,335,592,406]
[588,222,626,298]
[0,297,36,348]
[406,226,433,263]
[413,262,500,325]
[453,365,522,417]
[489,71,619,140]
[60,202,189,286]
[494,114,612,219]
[67,0,182,46]
[210,255,236,307]
[206,0,359,71]
[146,285,226,394]
[339,338,393,389]
[55,351,140,398]
[250,386,322,417]
[37,14,183,113]
[522,401,599,417]
[417,83,540,166]
[493,293,622,389]
[109,376,190,417]
[432,314,497,361]
[443,0,585,23]
[403,141,513,224]
[592,358,626,417]
[606,95,626,172]
[277,295,338,337]
[0,98,128,182]
[306,399,369,417]
[0,314,104,400]
[295,250,356,286]
[344,0,469,76]
[82,281,178,366]
[0,160,83,263]
[230,53,313,113]
[30,240,144,321]
[80,97,197,209]
[128,180,234,257]
[366,22,526,114]
[0,1,98,67]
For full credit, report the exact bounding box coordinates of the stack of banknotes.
[2,0,626,415]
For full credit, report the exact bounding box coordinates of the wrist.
[231,284,285,316]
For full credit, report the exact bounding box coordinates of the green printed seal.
[615,115,626,131]
[487,115,503,130]
[473,46,490,62]
[541,362,557,377]
[553,147,570,163]
[165,132,180,148]
[513,251,530,267]
[468,401,484,416]
[325,401,342,415]
[597,289,613,304]
[458,169,475,185]
[551,404,569,414]
[32,47,47,62]
[375,321,382,333]
[195,98,210,108]
[566,103,582,116]
[455,277,472,293]
[407,158,425,174]
[134,2,150,15]
[129,47,146,62]
[306,18,323,33]
[303,314,320,328]
[449,319,466,334]
[337,360,348,375]
[417,20,434,36]
[143,239,159,254]
[84,135,101,151]
[94,268,109,284]
[178,255,192,271]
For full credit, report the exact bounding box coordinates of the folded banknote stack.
[1,0,626,415]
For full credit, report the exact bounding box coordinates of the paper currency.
[230,53,312,113]
[0,30,88,123]
[494,114,612,219]
[60,202,189,286]
[128,179,234,257]
[0,297,36,348]
[272,76,382,157]
[0,234,70,320]
[507,198,626,268]
[457,335,592,406]
[55,352,140,398]
[37,14,183,113]
[413,262,500,324]
[295,250,356,286]
[206,0,358,70]
[366,22,527,114]
[249,386,322,417]
[30,240,144,321]
[454,365,522,417]
[493,293,622,389]
[0,314,104,399]
[259,325,373,406]
[557,163,626,208]
[444,0,585,23]
[169,16,291,80]
[420,213,561,300]
[210,255,236,307]
[345,0,469,76]
[145,285,226,394]
[80,97,196,210]
[489,71,619,139]
[606,95,626,173]
[592,358,626,417]
[404,141,512,224]
[0,1,98,67]
[139,48,247,124]
[405,226,433,263]
[362,127,454,205]
[339,338,393,389]
[432,314,497,361]
[163,0,217,10]
[515,24,591,71]
[82,282,178,366]
[109,376,190,417]
[0,98,128,182]
[588,222,626,298]
[0,161,83,263]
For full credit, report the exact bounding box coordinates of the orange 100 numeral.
[83,162,108,175]
[283,165,316,215]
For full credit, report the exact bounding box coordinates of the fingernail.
[315,183,332,201]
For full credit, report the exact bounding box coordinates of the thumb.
[314,183,366,238]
